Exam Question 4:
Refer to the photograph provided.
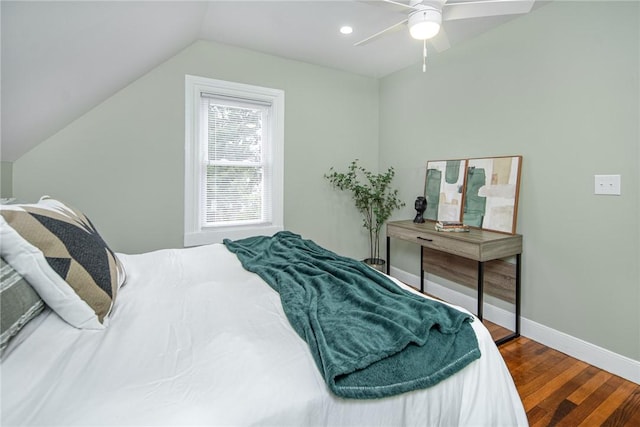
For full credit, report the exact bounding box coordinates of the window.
[185,75,284,246]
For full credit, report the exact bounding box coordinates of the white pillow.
[0,197,125,329]
[0,257,45,351]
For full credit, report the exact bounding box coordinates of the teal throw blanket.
[224,231,480,399]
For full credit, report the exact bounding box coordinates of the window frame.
[184,75,284,247]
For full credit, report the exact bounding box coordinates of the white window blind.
[184,75,284,247]
[201,94,272,227]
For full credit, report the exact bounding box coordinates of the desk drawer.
[415,233,479,259]
[387,225,480,259]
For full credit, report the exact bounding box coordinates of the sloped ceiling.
[1,0,539,162]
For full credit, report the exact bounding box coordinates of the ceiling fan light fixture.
[408,9,442,40]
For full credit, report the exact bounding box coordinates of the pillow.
[0,197,125,329]
[0,258,45,352]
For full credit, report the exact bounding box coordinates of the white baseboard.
[390,266,640,385]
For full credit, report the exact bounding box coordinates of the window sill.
[184,225,284,247]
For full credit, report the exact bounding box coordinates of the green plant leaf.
[325,160,405,260]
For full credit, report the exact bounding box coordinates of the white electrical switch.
[594,174,621,195]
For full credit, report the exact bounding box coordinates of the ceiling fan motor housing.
[408,6,442,40]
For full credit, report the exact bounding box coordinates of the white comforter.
[1,243,528,426]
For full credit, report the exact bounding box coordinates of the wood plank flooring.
[497,335,640,426]
[417,291,638,425]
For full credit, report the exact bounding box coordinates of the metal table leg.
[477,261,484,321]
[420,246,425,293]
[494,254,521,346]
[386,236,390,275]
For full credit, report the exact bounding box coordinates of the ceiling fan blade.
[354,18,408,46]
[381,0,420,11]
[429,28,451,52]
[357,0,417,13]
[443,0,534,21]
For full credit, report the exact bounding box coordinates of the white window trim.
[184,75,284,247]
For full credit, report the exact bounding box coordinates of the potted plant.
[325,160,405,270]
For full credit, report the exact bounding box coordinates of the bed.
[0,197,527,426]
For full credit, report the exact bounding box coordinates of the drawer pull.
[417,236,433,242]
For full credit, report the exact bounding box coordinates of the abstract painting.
[464,156,522,234]
[424,159,467,222]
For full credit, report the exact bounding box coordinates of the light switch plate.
[594,174,621,195]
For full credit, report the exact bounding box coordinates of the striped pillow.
[0,258,45,352]
[0,197,125,329]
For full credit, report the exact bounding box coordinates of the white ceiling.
[1,0,541,162]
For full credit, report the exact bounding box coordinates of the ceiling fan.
[355,0,535,70]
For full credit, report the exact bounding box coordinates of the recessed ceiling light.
[340,26,353,35]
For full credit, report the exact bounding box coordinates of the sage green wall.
[10,1,639,363]
[13,40,379,257]
[0,161,12,197]
[379,1,639,360]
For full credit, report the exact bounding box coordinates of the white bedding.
[1,243,527,426]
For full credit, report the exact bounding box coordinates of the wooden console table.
[386,220,522,345]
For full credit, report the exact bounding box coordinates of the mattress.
[0,243,528,426]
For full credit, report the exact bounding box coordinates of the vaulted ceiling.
[1,0,542,162]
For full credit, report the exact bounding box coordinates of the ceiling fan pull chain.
[422,39,427,72]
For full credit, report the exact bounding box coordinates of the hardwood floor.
[496,334,640,426]
[418,291,639,425]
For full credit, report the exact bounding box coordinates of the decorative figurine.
[413,196,427,223]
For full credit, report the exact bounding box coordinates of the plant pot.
[363,257,386,272]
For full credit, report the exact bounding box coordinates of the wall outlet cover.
[594,174,621,195]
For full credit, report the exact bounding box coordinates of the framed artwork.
[424,159,467,222]
[463,155,522,234]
